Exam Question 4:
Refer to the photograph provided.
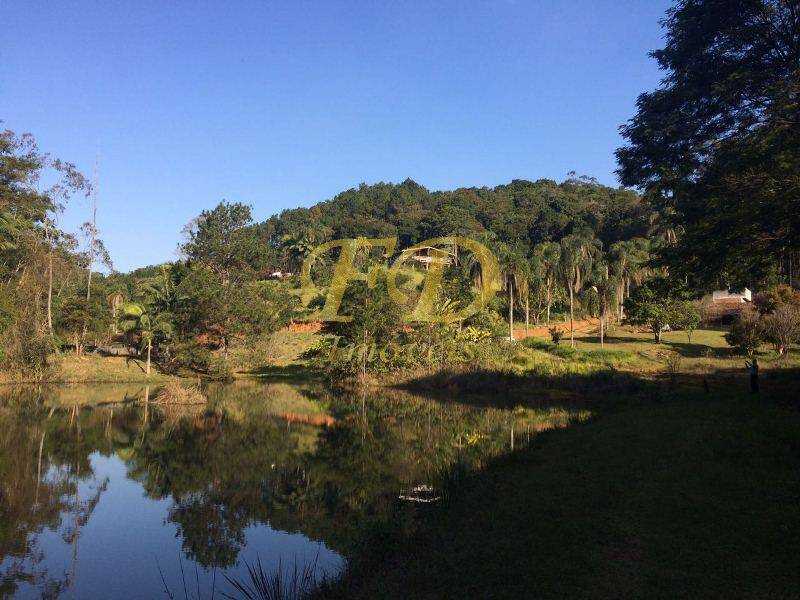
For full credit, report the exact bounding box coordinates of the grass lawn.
[58,353,177,382]
[325,330,800,599]
[520,326,800,375]
[334,383,800,599]
[0,353,177,384]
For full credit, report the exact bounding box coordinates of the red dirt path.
[512,318,600,340]
[283,318,601,339]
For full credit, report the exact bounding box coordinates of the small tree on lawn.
[725,307,764,358]
[669,301,701,343]
[762,304,800,356]
[623,277,687,343]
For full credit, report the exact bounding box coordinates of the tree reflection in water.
[0,381,588,596]
[0,398,110,598]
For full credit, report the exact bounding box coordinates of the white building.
[711,288,752,303]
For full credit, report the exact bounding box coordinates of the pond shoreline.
[0,378,544,598]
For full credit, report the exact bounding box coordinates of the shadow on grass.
[323,367,800,600]
[394,367,646,411]
[244,363,324,381]
[659,338,737,357]
[529,333,744,360]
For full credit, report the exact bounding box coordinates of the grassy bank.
[313,328,800,599]
[385,327,798,390]
[324,373,800,599]
[0,353,177,384]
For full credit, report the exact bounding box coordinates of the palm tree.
[559,233,601,348]
[609,238,650,319]
[106,290,126,334]
[496,244,527,341]
[518,260,532,336]
[118,303,173,376]
[532,242,561,326]
[137,264,180,313]
[589,262,619,348]
[280,231,319,273]
[462,231,498,291]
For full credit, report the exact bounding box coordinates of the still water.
[0,380,583,598]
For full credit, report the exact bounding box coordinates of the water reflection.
[0,381,586,598]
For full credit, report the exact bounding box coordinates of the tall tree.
[86,155,98,300]
[532,241,561,325]
[559,234,601,347]
[496,244,526,341]
[609,238,650,318]
[617,0,800,289]
[589,261,619,347]
[182,202,258,285]
[1,129,89,371]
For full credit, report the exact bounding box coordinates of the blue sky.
[1,0,672,272]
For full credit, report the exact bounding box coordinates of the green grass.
[232,330,322,376]
[330,382,800,599]
[517,326,800,376]
[321,329,800,599]
[0,353,176,384]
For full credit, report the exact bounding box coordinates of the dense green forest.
[0,132,666,379]
[252,175,655,270]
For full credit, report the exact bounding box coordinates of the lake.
[0,380,584,598]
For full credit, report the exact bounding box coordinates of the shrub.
[461,326,493,343]
[549,326,564,344]
[163,341,213,374]
[153,381,206,405]
[207,355,234,381]
[1,325,54,377]
[725,307,765,357]
[162,342,232,380]
[301,337,337,360]
[660,351,682,378]
[466,309,507,339]
[762,304,800,355]
[669,301,701,343]
[753,284,800,314]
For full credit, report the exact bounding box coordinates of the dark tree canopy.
[181,202,263,284]
[255,177,653,272]
[617,0,800,289]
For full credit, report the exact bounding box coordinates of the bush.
[461,326,493,343]
[207,355,234,381]
[162,341,232,379]
[753,284,800,314]
[669,301,701,342]
[762,304,800,355]
[153,381,207,405]
[549,326,564,344]
[162,341,212,374]
[725,307,765,357]
[1,325,54,378]
[465,309,507,339]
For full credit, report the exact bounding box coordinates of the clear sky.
[1,0,672,272]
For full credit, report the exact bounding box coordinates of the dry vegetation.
[152,381,207,405]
